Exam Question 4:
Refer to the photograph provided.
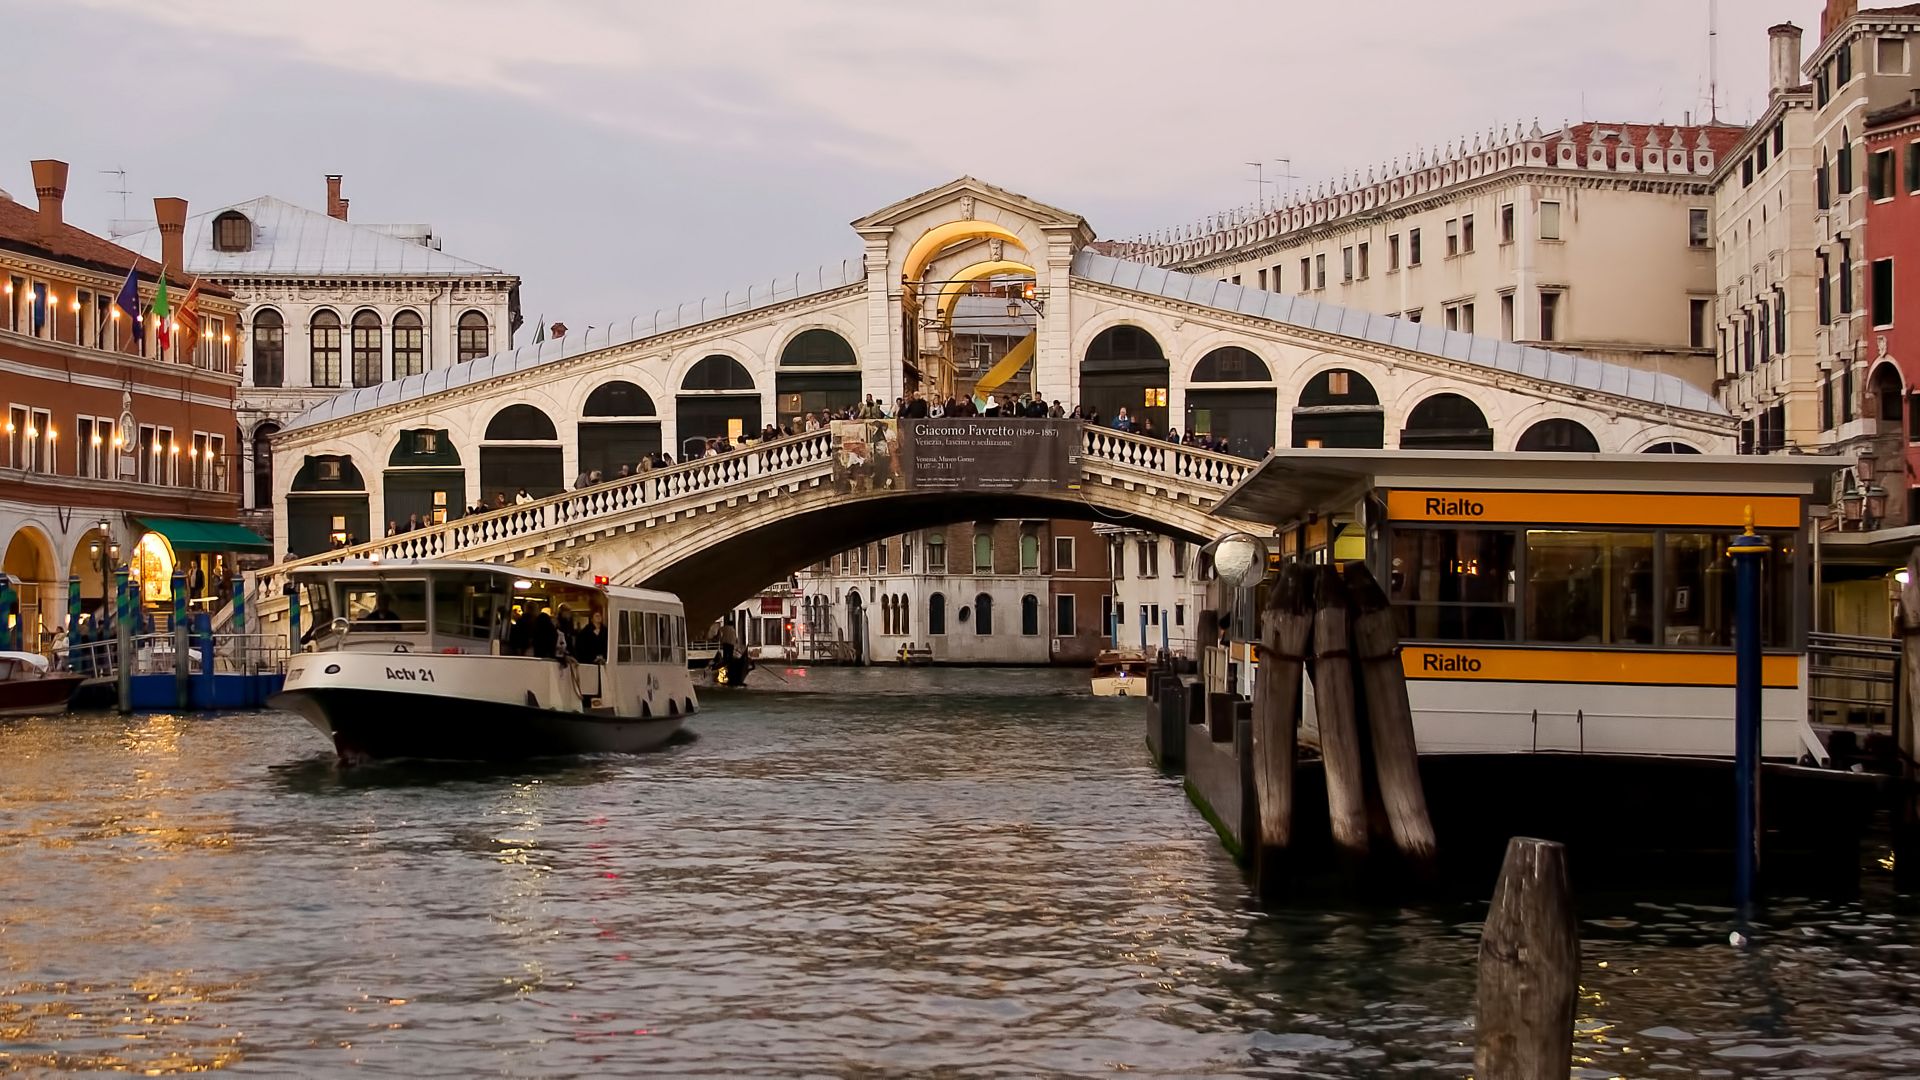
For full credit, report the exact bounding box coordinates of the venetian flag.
[152,273,171,352]
[174,278,203,351]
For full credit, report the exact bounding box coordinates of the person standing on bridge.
[515,487,533,505]
[1112,407,1134,433]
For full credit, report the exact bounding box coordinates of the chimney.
[29,159,68,243]
[1770,23,1804,95]
[1823,1,1858,42]
[325,174,347,220]
[154,197,188,274]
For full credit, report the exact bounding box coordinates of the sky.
[2,0,1816,339]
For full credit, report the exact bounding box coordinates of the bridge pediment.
[851,176,1095,287]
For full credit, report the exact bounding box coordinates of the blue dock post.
[172,571,190,710]
[0,580,17,652]
[1729,509,1769,912]
[65,575,80,658]
[114,569,132,713]
[287,585,301,657]
[194,611,214,708]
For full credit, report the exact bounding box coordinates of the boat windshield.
[297,567,608,656]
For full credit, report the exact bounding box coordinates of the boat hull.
[0,673,83,717]
[1091,673,1149,698]
[273,685,686,761]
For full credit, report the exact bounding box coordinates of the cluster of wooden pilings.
[1146,562,1436,892]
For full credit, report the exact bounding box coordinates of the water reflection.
[0,673,1912,1075]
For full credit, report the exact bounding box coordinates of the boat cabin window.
[617,608,684,664]
[1386,524,1796,649]
[339,578,427,633]
[433,571,513,640]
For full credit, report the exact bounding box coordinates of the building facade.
[1113,119,1743,411]
[1865,91,1920,523]
[0,160,251,643]
[113,175,520,541]
[795,519,1111,665]
[1099,527,1207,658]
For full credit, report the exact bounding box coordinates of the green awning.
[133,517,271,554]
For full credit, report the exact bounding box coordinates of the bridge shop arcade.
[1165,448,1890,890]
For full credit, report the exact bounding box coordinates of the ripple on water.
[0,671,1914,1076]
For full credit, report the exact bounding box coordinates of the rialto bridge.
[263,176,1734,621]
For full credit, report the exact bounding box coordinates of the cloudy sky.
[4,0,1812,337]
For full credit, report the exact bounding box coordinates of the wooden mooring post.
[1310,566,1369,863]
[1896,549,1920,890]
[1476,836,1577,1080]
[1346,563,1437,875]
[1252,563,1314,888]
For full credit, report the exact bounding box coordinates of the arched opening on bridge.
[1,526,55,648]
[1400,393,1493,450]
[1640,441,1703,454]
[287,455,369,557]
[1185,346,1276,458]
[580,381,662,477]
[480,404,564,501]
[678,355,760,457]
[1292,368,1384,448]
[1081,326,1168,433]
[384,429,464,530]
[1515,418,1600,453]
[776,330,860,426]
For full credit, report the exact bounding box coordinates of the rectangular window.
[1314,254,1327,290]
[928,538,945,573]
[1742,158,1754,187]
[877,540,888,575]
[1871,149,1896,200]
[1774,121,1785,156]
[1357,242,1369,280]
[5,276,21,332]
[1539,291,1561,342]
[1172,540,1188,577]
[1499,203,1514,244]
[1774,289,1787,353]
[1539,201,1561,240]
[1910,394,1920,442]
[902,539,912,571]
[1821,378,1835,431]
[1817,69,1830,108]
[1461,214,1474,253]
[192,432,209,488]
[1874,257,1895,328]
[1840,140,1853,195]
[859,545,869,574]
[1404,308,1422,324]
[1665,532,1789,647]
[1444,301,1475,334]
[1388,528,1518,642]
[1690,298,1711,349]
[1445,218,1460,257]
[1342,246,1354,283]
[1818,254,1833,324]
[1501,293,1515,340]
[1839,41,1854,83]
[1841,239,1854,315]
[1175,603,1186,627]
[1053,536,1074,572]
[1908,142,1920,194]
[76,416,93,478]
[1135,538,1155,577]
[1409,228,1422,266]
[1688,208,1710,247]
[137,423,155,483]
[6,406,24,470]
[1257,268,1267,290]
[1758,139,1769,172]
[1389,234,1401,271]
[1524,531,1654,644]
[1055,594,1075,637]
[1229,275,1240,286]
[1845,363,1857,423]
[1880,35,1909,74]
[1299,258,1311,293]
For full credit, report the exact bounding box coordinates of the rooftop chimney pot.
[29,159,68,243]
[325,174,347,221]
[153,197,188,274]
[1769,22,1805,96]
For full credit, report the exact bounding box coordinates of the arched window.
[212,210,252,253]
[779,328,856,366]
[457,311,490,362]
[309,310,341,387]
[1400,393,1493,450]
[1640,441,1703,454]
[350,310,382,387]
[1081,325,1170,432]
[682,355,756,391]
[1516,418,1599,453]
[974,531,994,574]
[251,309,284,388]
[927,532,946,573]
[1019,533,1040,573]
[250,421,278,510]
[1191,346,1272,382]
[975,593,994,635]
[485,404,559,441]
[392,310,425,379]
[929,592,947,635]
[1872,363,1903,423]
[1020,594,1039,636]
[897,594,909,637]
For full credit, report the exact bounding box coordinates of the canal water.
[0,668,1916,1076]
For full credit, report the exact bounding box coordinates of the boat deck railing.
[1807,631,1899,731]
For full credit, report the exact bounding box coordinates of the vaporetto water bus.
[271,560,696,762]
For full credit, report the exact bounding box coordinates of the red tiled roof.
[1862,5,1920,18]
[0,198,231,297]
[1557,122,1748,168]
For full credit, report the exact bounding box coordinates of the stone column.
[1037,227,1079,403]
[858,232,898,404]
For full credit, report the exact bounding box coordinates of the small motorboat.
[0,651,83,716]
[271,560,697,762]
[1090,649,1154,698]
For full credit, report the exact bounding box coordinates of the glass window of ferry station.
[1386,525,1795,649]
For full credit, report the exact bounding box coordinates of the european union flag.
[112,269,140,339]
[29,283,45,333]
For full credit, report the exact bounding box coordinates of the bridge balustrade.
[259,424,1250,596]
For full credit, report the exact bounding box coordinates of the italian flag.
[153,274,171,351]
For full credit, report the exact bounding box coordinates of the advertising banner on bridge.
[829,418,1080,494]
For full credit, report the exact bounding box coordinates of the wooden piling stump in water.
[1252,563,1315,887]
[1310,565,1369,863]
[1345,562,1437,874]
[1476,836,1577,1080]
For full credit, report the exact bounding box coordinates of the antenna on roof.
[1244,162,1273,212]
[1272,157,1298,202]
[100,168,129,221]
[1708,0,1721,124]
